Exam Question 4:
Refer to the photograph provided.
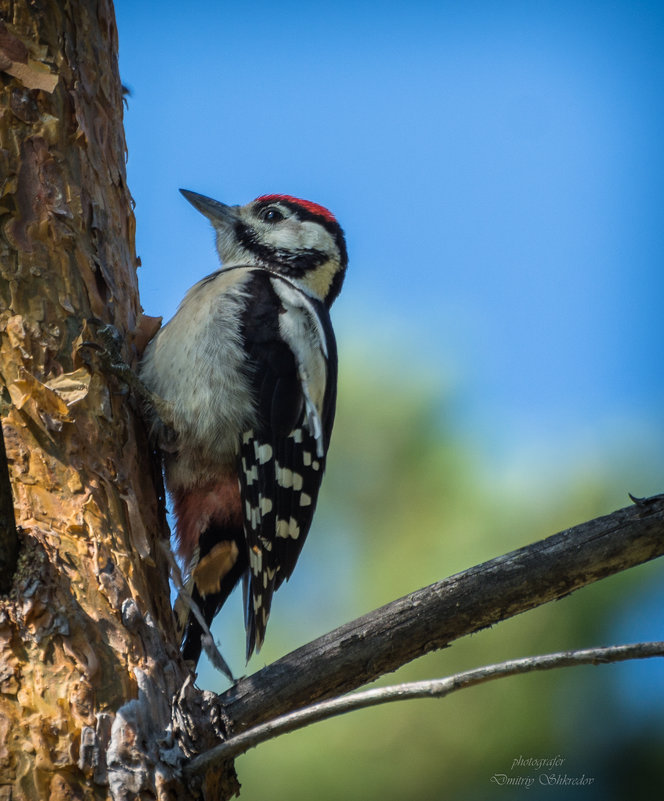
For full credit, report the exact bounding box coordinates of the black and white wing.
[237,270,337,658]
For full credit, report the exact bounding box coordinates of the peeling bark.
[0,3,236,799]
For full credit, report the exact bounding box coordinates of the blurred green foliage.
[200,358,664,800]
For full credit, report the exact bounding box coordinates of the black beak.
[179,189,237,226]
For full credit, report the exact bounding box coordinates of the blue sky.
[114,0,664,480]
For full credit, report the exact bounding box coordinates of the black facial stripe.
[252,200,349,274]
[235,221,330,276]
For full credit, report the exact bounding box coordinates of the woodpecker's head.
[180,189,348,307]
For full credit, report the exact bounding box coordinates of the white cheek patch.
[263,219,335,253]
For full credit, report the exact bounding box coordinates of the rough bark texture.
[219,494,664,736]
[0,3,237,800]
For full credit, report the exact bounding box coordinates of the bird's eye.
[262,207,285,223]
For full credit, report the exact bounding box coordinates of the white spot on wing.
[261,566,278,589]
[276,465,293,488]
[276,463,304,491]
[257,443,273,464]
[276,517,301,539]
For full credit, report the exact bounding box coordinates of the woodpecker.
[139,189,347,664]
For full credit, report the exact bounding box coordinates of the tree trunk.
[0,3,235,799]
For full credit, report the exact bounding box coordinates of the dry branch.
[190,640,664,772]
[220,494,664,735]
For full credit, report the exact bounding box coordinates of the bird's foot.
[78,322,176,434]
